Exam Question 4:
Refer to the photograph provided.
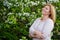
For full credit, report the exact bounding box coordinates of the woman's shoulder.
[36,17,41,20]
[34,17,41,21]
[47,18,54,24]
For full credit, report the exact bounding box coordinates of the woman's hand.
[29,30,41,38]
[33,30,44,39]
[29,33,37,38]
[29,30,44,39]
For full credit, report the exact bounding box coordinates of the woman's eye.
[46,8,48,10]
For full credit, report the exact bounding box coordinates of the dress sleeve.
[29,18,39,34]
[42,20,54,38]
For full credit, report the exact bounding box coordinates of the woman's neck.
[41,15,49,21]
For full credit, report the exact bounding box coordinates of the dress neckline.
[39,17,50,22]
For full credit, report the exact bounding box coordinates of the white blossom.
[49,0,59,2]
[19,39,22,40]
[42,2,46,5]
[30,15,34,17]
[16,2,19,5]
[53,0,59,2]
[24,0,28,2]
[49,0,53,1]
[23,12,30,16]
[15,0,17,2]
[31,1,38,6]
[9,22,13,24]
[32,12,35,14]
[9,3,12,6]
[56,7,58,9]
[35,1,40,4]
[8,12,14,15]
[3,0,13,9]
[26,1,40,7]
[14,4,17,7]
[18,13,22,16]
[3,0,8,6]
[58,10,60,12]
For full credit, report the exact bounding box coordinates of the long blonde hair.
[42,4,56,23]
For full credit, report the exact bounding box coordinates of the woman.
[29,3,56,40]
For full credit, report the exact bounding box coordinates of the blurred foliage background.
[0,0,60,40]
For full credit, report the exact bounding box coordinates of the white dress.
[29,17,54,40]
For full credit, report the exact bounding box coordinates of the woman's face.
[42,5,50,15]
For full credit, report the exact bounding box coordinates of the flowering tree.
[0,0,60,40]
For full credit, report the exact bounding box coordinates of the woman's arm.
[29,18,39,38]
[29,30,43,39]
[29,30,40,38]
[31,30,44,39]
[29,33,37,38]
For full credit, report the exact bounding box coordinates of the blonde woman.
[29,4,56,40]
